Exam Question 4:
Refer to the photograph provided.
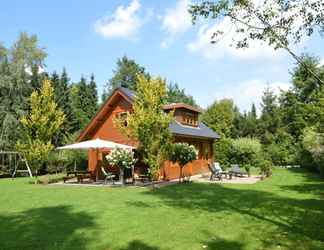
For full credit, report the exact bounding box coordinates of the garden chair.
[208,163,222,181]
[229,164,247,178]
[214,162,228,179]
[101,167,116,185]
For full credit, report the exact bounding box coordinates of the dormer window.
[182,112,198,126]
[163,103,202,127]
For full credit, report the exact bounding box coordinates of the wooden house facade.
[77,87,220,180]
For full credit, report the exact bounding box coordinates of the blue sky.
[1,0,323,112]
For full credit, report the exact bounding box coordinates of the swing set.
[0,151,33,178]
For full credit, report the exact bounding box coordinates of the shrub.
[259,159,273,178]
[169,143,197,182]
[213,137,233,169]
[264,130,298,166]
[302,127,324,177]
[106,148,136,184]
[106,148,136,169]
[229,138,263,175]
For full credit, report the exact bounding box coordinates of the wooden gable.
[77,89,135,146]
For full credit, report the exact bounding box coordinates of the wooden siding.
[83,91,215,180]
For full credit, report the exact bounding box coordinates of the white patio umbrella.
[56,138,134,150]
[57,138,134,181]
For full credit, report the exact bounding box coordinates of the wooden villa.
[77,87,220,181]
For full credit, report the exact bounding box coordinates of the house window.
[182,112,198,126]
[115,112,128,126]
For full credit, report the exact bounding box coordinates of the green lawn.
[0,168,323,250]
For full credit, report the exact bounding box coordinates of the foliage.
[166,83,197,106]
[50,69,77,145]
[58,133,88,171]
[264,129,297,166]
[190,0,324,84]
[229,138,263,172]
[117,74,173,180]
[302,127,324,176]
[70,76,98,131]
[169,143,197,182]
[259,159,273,177]
[0,32,47,150]
[105,148,136,169]
[102,56,150,101]
[16,79,65,176]
[213,137,233,169]
[258,87,281,143]
[202,98,236,137]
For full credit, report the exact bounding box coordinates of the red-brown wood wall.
[85,92,215,180]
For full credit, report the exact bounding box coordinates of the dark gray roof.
[169,121,220,140]
[119,87,135,101]
[119,87,220,140]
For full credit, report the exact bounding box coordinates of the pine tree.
[87,74,98,116]
[166,83,197,106]
[102,56,150,102]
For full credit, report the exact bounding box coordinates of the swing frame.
[0,151,33,178]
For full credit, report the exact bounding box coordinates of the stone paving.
[52,173,261,188]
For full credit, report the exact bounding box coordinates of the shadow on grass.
[118,240,160,250]
[129,179,324,249]
[0,205,95,250]
[205,237,244,250]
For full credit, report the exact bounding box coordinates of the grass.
[0,168,323,250]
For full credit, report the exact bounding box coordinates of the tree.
[0,32,47,150]
[202,98,235,137]
[257,87,282,144]
[16,79,65,181]
[169,143,197,182]
[102,56,150,101]
[190,0,324,84]
[70,76,98,131]
[280,55,324,139]
[166,83,197,106]
[87,74,98,116]
[242,103,258,137]
[60,68,78,134]
[117,74,174,181]
[50,69,76,145]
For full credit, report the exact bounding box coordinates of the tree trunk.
[34,169,38,184]
[179,166,183,183]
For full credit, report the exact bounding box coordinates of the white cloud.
[187,18,283,61]
[211,80,291,113]
[160,0,192,48]
[94,0,144,40]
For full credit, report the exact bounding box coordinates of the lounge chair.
[214,162,228,178]
[101,167,116,185]
[229,164,247,178]
[208,163,222,181]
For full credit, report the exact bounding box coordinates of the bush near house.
[229,138,263,175]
